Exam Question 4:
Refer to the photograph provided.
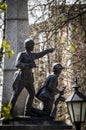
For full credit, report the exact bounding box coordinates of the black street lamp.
[66,78,86,130]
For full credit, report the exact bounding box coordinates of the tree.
[0,1,14,64]
[28,0,86,121]
[28,0,86,90]
[0,1,14,119]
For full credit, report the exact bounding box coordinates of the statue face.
[58,70,62,75]
[25,42,34,52]
[24,39,35,52]
[55,69,62,77]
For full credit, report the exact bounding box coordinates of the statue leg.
[24,83,35,116]
[9,83,23,115]
[43,98,54,116]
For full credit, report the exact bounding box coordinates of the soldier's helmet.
[24,38,34,48]
[53,63,64,72]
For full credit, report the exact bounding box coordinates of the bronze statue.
[35,63,66,119]
[9,38,54,116]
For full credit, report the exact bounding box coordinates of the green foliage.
[57,38,65,44]
[0,40,14,61]
[70,42,77,53]
[2,40,14,59]
[0,2,14,62]
[1,104,12,119]
[0,2,7,12]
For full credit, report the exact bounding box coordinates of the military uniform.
[10,49,54,116]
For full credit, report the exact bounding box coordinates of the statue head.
[53,63,64,75]
[24,38,34,51]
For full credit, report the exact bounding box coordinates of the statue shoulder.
[45,74,57,83]
[49,74,57,79]
[16,51,26,60]
[17,51,26,56]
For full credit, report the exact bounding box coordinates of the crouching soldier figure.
[36,63,66,118]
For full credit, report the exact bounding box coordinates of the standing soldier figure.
[9,38,54,116]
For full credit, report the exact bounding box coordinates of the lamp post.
[66,78,86,130]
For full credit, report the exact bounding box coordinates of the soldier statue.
[9,38,54,116]
[35,63,66,119]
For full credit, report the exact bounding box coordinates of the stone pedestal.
[0,124,72,130]
[2,0,29,115]
[0,117,72,130]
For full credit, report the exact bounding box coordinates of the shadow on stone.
[1,116,72,130]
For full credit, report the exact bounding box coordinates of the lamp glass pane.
[68,103,74,122]
[73,102,81,122]
[81,102,86,122]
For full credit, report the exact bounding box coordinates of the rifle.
[51,85,66,119]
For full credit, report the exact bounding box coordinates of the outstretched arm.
[34,48,55,59]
